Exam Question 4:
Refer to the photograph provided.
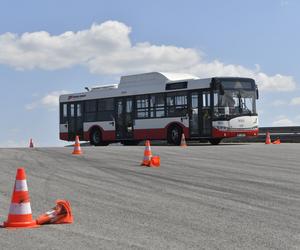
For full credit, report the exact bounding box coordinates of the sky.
[0,0,299,147]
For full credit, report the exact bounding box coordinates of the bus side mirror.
[256,86,259,99]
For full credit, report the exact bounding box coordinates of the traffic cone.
[72,135,82,155]
[272,138,281,144]
[3,168,39,228]
[141,140,153,167]
[265,131,271,144]
[180,133,187,147]
[36,200,73,225]
[151,156,160,168]
[29,138,34,148]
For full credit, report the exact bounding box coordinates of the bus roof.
[59,72,230,102]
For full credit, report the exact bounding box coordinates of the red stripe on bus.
[60,133,68,141]
[134,128,165,140]
[61,123,189,142]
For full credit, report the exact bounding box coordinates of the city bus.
[59,72,259,145]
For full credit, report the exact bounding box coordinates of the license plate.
[237,133,246,137]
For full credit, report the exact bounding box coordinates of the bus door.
[67,102,83,141]
[115,97,134,139]
[189,92,200,137]
[200,91,212,137]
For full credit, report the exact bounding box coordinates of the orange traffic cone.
[272,138,281,144]
[29,138,34,148]
[141,140,153,167]
[36,200,73,225]
[72,135,82,155]
[3,168,39,228]
[180,133,187,147]
[265,131,271,144]
[151,156,160,168]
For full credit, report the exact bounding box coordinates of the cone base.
[141,163,160,168]
[141,162,152,167]
[3,220,40,229]
[72,151,82,155]
[53,218,73,224]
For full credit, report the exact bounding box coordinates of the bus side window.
[70,104,75,117]
[60,103,68,123]
[214,92,218,106]
[85,100,97,122]
[202,93,210,107]
[150,94,165,118]
[166,92,187,117]
[98,98,114,121]
[136,95,149,118]
[76,104,82,117]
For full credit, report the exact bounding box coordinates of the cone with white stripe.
[265,131,271,144]
[141,140,153,167]
[36,200,73,225]
[72,135,82,155]
[180,133,187,147]
[3,168,39,228]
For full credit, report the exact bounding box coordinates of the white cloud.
[0,21,297,91]
[271,100,287,107]
[272,116,295,126]
[290,97,300,105]
[26,90,69,111]
[41,91,69,107]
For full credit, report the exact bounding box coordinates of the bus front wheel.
[167,125,182,145]
[209,138,222,145]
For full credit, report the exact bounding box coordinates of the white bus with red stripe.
[59,72,259,145]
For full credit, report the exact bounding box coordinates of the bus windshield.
[214,89,256,118]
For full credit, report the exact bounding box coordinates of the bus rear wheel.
[90,128,108,146]
[167,125,182,145]
[209,138,222,145]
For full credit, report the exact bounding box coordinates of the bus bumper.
[212,128,259,138]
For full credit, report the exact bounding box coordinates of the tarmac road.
[0,143,299,250]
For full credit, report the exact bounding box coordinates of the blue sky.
[0,0,299,147]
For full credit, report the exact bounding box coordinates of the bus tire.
[167,124,182,145]
[90,128,108,146]
[209,138,222,145]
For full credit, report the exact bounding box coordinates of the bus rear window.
[165,82,187,90]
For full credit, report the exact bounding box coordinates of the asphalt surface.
[0,143,299,250]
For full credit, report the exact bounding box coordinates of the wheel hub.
[93,131,100,144]
[172,129,179,141]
